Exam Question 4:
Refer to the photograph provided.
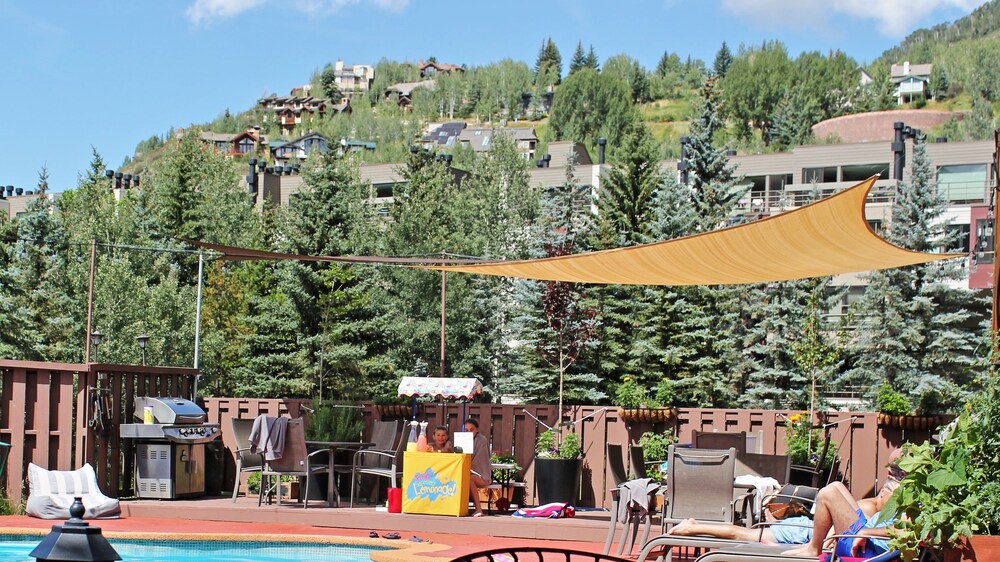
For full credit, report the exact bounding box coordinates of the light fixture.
[90,331,103,363]
[137,334,149,366]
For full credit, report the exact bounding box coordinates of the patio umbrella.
[396,376,484,421]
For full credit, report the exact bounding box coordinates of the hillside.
[879,0,1000,64]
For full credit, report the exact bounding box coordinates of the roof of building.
[890,62,932,78]
[418,60,464,73]
[457,127,538,151]
[385,80,436,96]
[200,132,235,142]
[423,122,467,145]
[546,141,593,167]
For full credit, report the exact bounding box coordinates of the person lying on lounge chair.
[669,449,905,549]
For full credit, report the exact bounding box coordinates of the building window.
[841,164,889,182]
[237,138,254,154]
[947,223,971,254]
[802,167,837,183]
[937,163,988,203]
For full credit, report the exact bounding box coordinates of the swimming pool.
[0,535,388,562]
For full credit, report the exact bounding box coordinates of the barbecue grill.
[120,397,220,499]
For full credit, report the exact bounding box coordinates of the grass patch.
[0,493,24,516]
[640,98,693,123]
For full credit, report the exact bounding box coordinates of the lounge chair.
[26,462,120,520]
[230,417,264,502]
[662,445,740,532]
[685,542,902,561]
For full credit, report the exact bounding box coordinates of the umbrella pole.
[412,396,417,421]
[462,398,467,422]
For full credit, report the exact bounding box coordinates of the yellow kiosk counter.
[402,451,471,516]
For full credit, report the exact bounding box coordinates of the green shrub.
[638,429,676,479]
[305,401,365,443]
[784,412,838,468]
[876,381,912,416]
[613,375,660,408]
[0,493,23,516]
[535,429,581,459]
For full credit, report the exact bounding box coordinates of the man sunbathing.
[669,449,904,551]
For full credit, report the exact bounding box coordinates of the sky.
[0,0,990,193]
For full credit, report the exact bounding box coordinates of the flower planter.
[618,407,678,423]
[943,534,1000,562]
[376,404,412,419]
[534,457,582,505]
[876,413,947,431]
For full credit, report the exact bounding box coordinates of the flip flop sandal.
[383,532,401,540]
[408,536,424,542]
[368,531,379,539]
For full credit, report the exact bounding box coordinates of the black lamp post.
[90,331,103,363]
[30,497,121,562]
[137,334,149,366]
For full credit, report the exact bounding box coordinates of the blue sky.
[0,0,988,193]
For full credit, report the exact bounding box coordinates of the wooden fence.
[1,362,943,508]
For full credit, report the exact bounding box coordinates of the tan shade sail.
[421,176,965,285]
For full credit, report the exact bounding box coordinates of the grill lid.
[134,396,206,424]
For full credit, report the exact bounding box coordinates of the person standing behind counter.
[464,418,491,517]
[430,425,454,453]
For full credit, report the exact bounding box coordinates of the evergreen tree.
[713,41,733,78]
[768,87,820,149]
[569,41,587,75]
[584,45,600,71]
[842,135,987,410]
[319,63,342,100]
[655,51,682,77]
[596,122,661,245]
[534,37,562,86]
[684,78,744,230]
[963,95,995,140]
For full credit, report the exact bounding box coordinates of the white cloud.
[720,0,989,38]
[186,0,409,24]
[186,0,267,25]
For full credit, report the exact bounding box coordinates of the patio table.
[306,440,374,507]
[489,462,518,512]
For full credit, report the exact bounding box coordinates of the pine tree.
[569,41,586,75]
[929,64,949,101]
[713,41,733,78]
[842,135,987,410]
[534,37,562,86]
[595,122,661,245]
[584,45,600,71]
[684,78,743,230]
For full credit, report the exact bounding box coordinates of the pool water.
[0,535,387,562]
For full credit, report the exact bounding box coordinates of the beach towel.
[248,414,288,461]
[512,502,576,519]
[735,474,781,519]
[617,478,659,523]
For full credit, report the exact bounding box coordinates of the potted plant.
[614,376,677,423]
[882,368,1000,561]
[875,381,948,431]
[533,429,583,505]
[784,411,838,483]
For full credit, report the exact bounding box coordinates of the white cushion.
[26,463,120,519]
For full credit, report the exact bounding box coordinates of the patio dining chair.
[350,424,407,507]
[789,431,840,488]
[230,417,264,502]
[692,430,747,454]
[258,417,330,508]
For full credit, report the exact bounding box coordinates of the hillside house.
[422,122,466,148]
[334,60,375,93]
[457,127,538,159]
[270,132,328,161]
[890,61,932,104]
[257,93,350,135]
[198,127,266,157]
[384,80,435,109]
[418,60,464,78]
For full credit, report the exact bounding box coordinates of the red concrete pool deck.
[0,509,619,562]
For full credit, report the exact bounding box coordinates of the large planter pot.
[534,457,582,505]
[943,534,1000,562]
[618,407,678,423]
[876,413,947,431]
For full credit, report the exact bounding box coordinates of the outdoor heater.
[119,397,220,499]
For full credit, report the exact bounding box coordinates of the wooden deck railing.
[2,361,944,508]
